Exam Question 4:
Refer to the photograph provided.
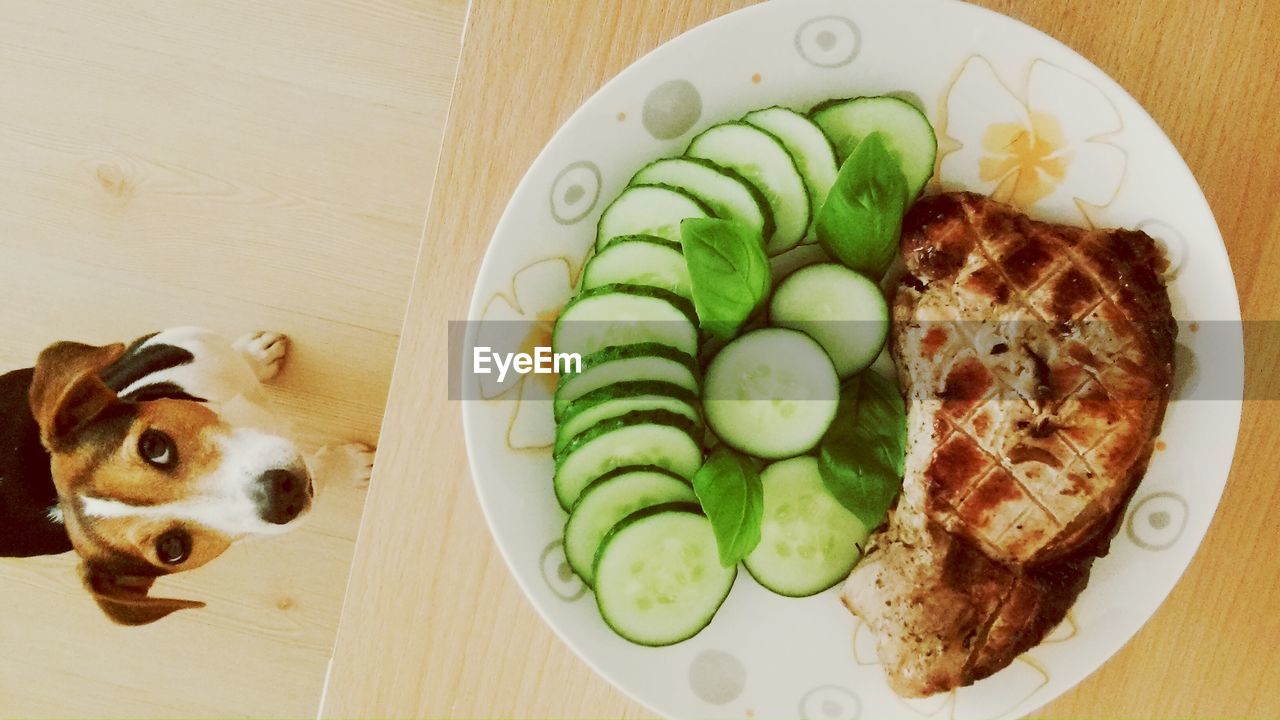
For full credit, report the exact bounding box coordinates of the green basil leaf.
[817,370,907,528]
[681,217,771,340]
[692,445,764,567]
[815,132,910,280]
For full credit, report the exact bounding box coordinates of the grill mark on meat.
[1058,230,1176,362]
[1048,268,1101,320]
[902,194,976,281]
[925,434,991,505]
[1008,444,1062,467]
[974,455,1063,531]
[962,200,1098,335]
[939,356,992,419]
[1001,236,1056,290]
[1114,355,1145,378]
[1056,373,1125,459]
[971,412,990,437]
[1066,343,1096,367]
[921,326,949,358]
[957,467,1023,514]
[962,264,1011,304]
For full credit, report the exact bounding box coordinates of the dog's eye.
[155,529,191,565]
[138,429,176,467]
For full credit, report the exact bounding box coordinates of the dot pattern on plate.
[1126,492,1189,550]
[549,160,603,225]
[794,16,861,68]
[641,79,702,140]
[539,539,588,601]
[688,649,746,705]
[799,685,862,720]
[1136,219,1187,279]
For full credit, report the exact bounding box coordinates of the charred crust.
[864,191,1177,696]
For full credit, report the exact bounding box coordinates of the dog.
[0,327,373,625]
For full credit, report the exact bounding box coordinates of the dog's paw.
[310,442,376,489]
[234,331,289,381]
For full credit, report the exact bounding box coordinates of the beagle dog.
[0,327,372,625]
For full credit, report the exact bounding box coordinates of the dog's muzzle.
[253,468,313,525]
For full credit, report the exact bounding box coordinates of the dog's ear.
[78,562,205,626]
[29,342,126,447]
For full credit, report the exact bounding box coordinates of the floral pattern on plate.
[938,57,1125,224]
[475,257,574,449]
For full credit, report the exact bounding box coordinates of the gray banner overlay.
[449,320,1262,401]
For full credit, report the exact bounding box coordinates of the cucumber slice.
[686,122,810,255]
[554,343,698,420]
[744,456,868,597]
[810,96,937,199]
[703,328,839,459]
[556,380,701,454]
[552,284,698,359]
[581,235,691,300]
[769,263,890,378]
[594,503,736,646]
[631,157,774,242]
[596,184,712,250]
[563,467,698,586]
[552,410,703,510]
[743,107,838,237]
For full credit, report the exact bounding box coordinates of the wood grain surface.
[0,1,463,716]
[322,1,1280,717]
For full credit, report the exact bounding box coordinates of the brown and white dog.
[0,327,373,625]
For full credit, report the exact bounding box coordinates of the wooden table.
[0,2,462,716]
[321,1,1280,717]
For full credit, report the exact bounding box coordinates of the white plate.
[461,1,1243,718]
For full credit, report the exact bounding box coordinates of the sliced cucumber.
[703,328,839,459]
[596,184,712,250]
[552,284,697,359]
[686,122,810,255]
[810,96,937,199]
[556,380,701,454]
[581,235,691,300]
[744,456,868,597]
[594,503,736,646]
[554,343,698,420]
[631,157,773,242]
[769,263,889,378]
[743,107,838,237]
[564,467,698,586]
[552,410,703,510]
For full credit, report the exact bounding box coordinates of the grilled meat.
[842,510,1092,698]
[842,192,1175,696]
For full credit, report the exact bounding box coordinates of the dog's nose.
[256,469,312,525]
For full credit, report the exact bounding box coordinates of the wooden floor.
[0,2,464,716]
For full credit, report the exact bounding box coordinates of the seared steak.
[842,192,1175,696]
[841,510,1092,697]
